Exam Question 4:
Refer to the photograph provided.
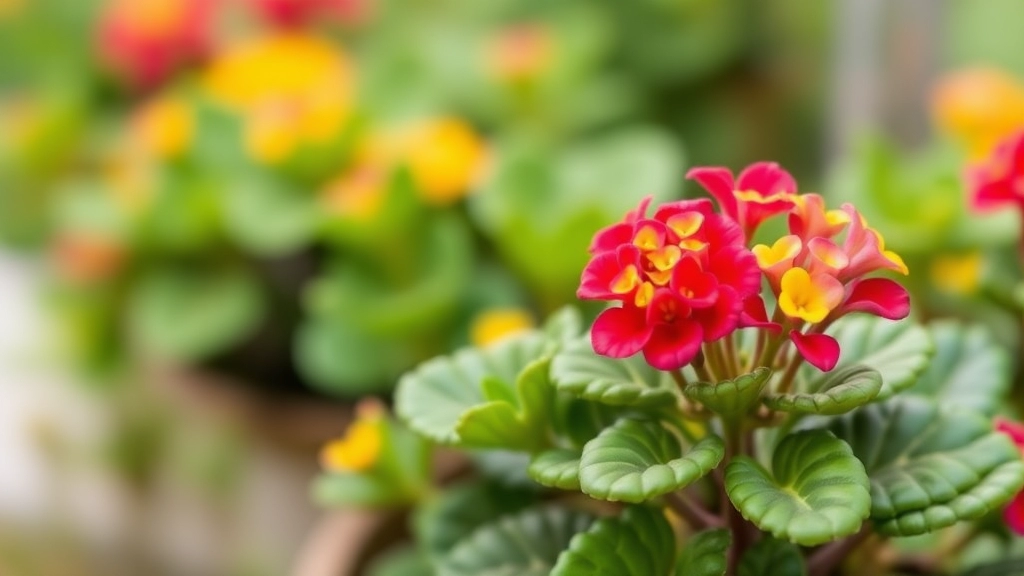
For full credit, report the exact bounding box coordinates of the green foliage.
[551,506,676,576]
[684,368,772,420]
[822,316,934,400]
[738,538,805,576]
[578,417,723,502]
[552,337,679,408]
[528,449,581,490]
[366,546,435,576]
[438,506,595,576]
[907,322,1010,416]
[222,175,319,256]
[823,396,1024,537]
[675,529,730,576]
[764,365,882,415]
[127,267,265,362]
[725,430,871,546]
[396,332,557,450]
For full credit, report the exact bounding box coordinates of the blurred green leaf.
[675,528,730,576]
[528,448,581,490]
[725,430,870,546]
[127,267,265,362]
[366,546,435,576]
[294,318,414,396]
[223,175,319,256]
[551,337,679,408]
[821,317,933,401]
[738,538,805,576]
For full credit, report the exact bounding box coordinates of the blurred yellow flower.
[133,96,193,159]
[932,68,1024,159]
[320,400,385,473]
[471,308,534,347]
[112,0,191,36]
[404,118,487,204]
[930,251,983,295]
[487,24,553,83]
[203,34,355,164]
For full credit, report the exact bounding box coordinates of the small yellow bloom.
[471,308,534,347]
[403,118,487,205]
[114,0,190,37]
[931,252,983,295]
[133,96,193,159]
[321,165,388,221]
[321,400,385,473]
[932,68,1024,159]
[778,267,843,324]
[752,235,802,269]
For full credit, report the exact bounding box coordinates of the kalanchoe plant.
[316,161,1024,576]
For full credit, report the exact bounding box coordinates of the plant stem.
[670,368,689,390]
[724,334,741,376]
[723,422,747,574]
[666,491,723,530]
[807,526,873,576]
[694,351,715,382]
[775,350,803,395]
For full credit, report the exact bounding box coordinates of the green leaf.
[414,481,538,562]
[960,558,1024,576]
[543,306,584,345]
[367,546,435,576]
[675,529,730,576]
[127,267,264,362]
[551,506,675,576]
[764,365,882,415]
[824,316,933,400]
[579,418,724,502]
[907,322,1010,416]
[551,337,678,408]
[295,318,414,395]
[823,396,1024,537]
[725,430,871,546]
[684,368,771,420]
[528,449,581,490]
[738,538,805,576]
[222,176,319,256]
[437,506,594,576]
[311,473,406,508]
[395,333,551,450]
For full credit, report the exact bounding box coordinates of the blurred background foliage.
[2,0,1024,574]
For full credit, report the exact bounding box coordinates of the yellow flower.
[930,252,983,295]
[778,267,844,324]
[752,235,802,270]
[471,308,535,347]
[320,400,385,473]
[133,96,193,159]
[932,68,1024,158]
[203,34,354,164]
[402,118,487,205]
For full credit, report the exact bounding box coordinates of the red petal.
[693,285,741,341]
[790,331,840,372]
[735,161,798,196]
[591,306,653,359]
[577,252,621,300]
[624,196,653,223]
[1006,492,1024,535]
[739,295,782,334]
[671,256,719,308]
[652,198,715,222]
[841,278,910,320]
[706,245,761,297]
[996,418,1024,449]
[686,167,738,220]
[588,222,633,254]
[642,320,704,371]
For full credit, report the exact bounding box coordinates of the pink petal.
[735,161,797,196]
[790,331,840,372]
[701,213,745,250]
[996,418,1024,449]
[739,295,782,334]
[652,198,715,222]
[588,222,633,254]
[693,285,741,341]
[840,278,910,320]
[577,252,622,300]
[642,320,704,371]
[671,256,719,308]
[686,167,738,220]
[624,196,653,223]
[1006,492,1024,535]
[591,306,653,359]
[706,245,761,297]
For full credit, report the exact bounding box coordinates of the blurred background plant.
[2,0,1024,574]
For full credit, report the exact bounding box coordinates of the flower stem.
[723,334,741,376]
[670,368,690,390]
[666,491,723,530]
[775,350,803,394]
[693,351,715,382]
[723,422,747,574]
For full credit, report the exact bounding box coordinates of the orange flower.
[932,68,1024,158]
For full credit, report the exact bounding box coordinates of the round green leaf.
[824,396,1024,537]
[367,546,434,576]
[684,368,772,419]
[311,473,406,508]
[907,322,1010,416]
[551,506,675,576]
[223,176,319,256]
[128,268,265,362]
[764,365,882,415]
[738,538,805,576]
[822,316,932,400]
[551,337,678,408]
[725,430,871,546]
[295,318,414,395]
[438,506,595,576]
[528,449,581,491]
[675,529,730,576]
[579,418,724,502]
[395,333,549,448]
[454,358,554,451]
